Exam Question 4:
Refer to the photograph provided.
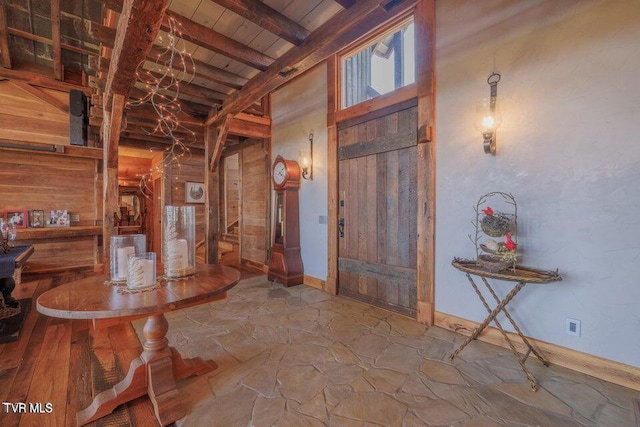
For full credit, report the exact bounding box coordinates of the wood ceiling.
[0,0,419,154]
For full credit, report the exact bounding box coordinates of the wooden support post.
[0,0,12,69]
[209,115,231,172]
[103,0,169,109]
[415,0,436,325]
[103,94,126,267]
[326,54,339,295]
[51,0,62,80]
[204,126,220,264]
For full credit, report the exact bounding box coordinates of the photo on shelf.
[29,209,45,228]
[46,210,70,227]
[3,209,28,229]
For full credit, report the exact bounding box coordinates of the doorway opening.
[220,153,240,265]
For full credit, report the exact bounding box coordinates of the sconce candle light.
[475,72,502,154]
[299,132,313,180]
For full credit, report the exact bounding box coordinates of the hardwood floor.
[0,263,262,427]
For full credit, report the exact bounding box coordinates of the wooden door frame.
[327,0,435,325]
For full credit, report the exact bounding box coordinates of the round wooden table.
[36,264,240,427]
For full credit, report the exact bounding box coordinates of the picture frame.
[46,210,70,227]
[29,210,45,228]
[4,209,28,229]
[185,182,205,203]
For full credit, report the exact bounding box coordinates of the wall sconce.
[299,132,313,180]
[475,72,502,154]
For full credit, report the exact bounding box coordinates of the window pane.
[341,19,415,109]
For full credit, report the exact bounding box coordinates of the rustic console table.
[37,264,240,426]
[449,258,562,391]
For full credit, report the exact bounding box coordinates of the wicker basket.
[480,213,509,237]
[477,254,508,272]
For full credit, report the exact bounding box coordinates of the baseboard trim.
[303,275,325,290]
[435,311,640,392]
[240,259,268,273]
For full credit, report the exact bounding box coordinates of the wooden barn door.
[337,99,418,317]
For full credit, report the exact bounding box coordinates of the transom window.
[341,18,415,109]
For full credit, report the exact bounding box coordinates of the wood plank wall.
[0,81,69,145]
[240,143,269,266]
[167,155,207,245]
[0,80,101,272]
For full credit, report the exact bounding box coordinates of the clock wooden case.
[268,155,304,286]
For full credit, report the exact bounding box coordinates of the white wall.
[271,64,329,280]
[435,0,640,367]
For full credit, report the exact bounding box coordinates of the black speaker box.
[69,89,88,146]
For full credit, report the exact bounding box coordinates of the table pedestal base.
[77,314,216,427]
[449,274,548,391]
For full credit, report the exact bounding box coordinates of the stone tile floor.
[135,276,640,426]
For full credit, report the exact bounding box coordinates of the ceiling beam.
[119,136,205,155]
[8,27,98,57]
[148,46,247,91]
[0,66,91,94]
[103,0,169,107]
[228,112,270,139]
[130,82,218,110]
[209,0,310,46]
[334,0,357,8]
[142,69,227,103]
[51,0,62,80]
[163,10,274,71]
[124,103,204,127]
[123,109,206,132]
[103,0,124,13]
[206,0,418,126]
[119,130,202,146]
[0,0,11,68]
[89,22,248,91]
[125,121,204,140]
[129,87,211,117]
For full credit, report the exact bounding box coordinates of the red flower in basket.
[483,206,494,215]
[505,232,516,251]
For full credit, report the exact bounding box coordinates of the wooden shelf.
[0,140,103,159]
[17,226,102,240]
[451,258,562,284]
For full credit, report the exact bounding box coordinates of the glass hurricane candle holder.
[163,206,196,278]
[127,252,157,290]
[110,234,146,282]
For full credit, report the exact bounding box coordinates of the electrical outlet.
[566,318,581,337]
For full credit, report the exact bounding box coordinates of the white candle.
[127,257,156,289]
[142,259,155,287]
[116,246,135,281]
[166,238,189,277]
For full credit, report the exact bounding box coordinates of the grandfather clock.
[268,155,303,286]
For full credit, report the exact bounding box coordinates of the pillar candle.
[141,259,155,287]
[116,246,135,281]
[127,257,156,289]
[166,238,189,277]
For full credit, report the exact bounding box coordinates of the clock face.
[273,161,287,186]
